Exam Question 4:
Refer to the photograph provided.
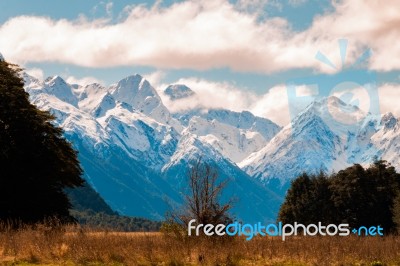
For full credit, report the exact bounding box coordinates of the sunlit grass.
[0,224,399,265]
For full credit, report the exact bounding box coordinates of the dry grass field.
[0,225,400,266]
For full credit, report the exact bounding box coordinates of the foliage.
[278,172,334,225]
[0,60,84,225]
[393,193,400,233]
[278,160,400,232]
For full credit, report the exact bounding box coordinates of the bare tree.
[168,159,233,226]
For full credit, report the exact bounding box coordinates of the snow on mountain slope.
[43,76,79,107]
[98,102,179,170]
[240,96,393,193]
[206,109,281,141]
[69,134,183,220]
[24,75,184,219]
[30,93,110,155]
[76,83,108,113]
[240,106,343,192]
[162,130,282,223]
[24,72,282,221]
[23,73,42,89]
[92,92,116,117]
[173,109,281,163]
[110,75,182,132]
[371,113,400,168]
[23,70,400,221]
[184,115,268,163]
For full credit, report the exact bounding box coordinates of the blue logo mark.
[352,226,384,236]
[285,39,381,171]
[286,39,380,127]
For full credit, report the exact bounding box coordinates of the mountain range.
[23,72,400,222]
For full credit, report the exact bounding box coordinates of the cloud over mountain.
[1,0,399,73]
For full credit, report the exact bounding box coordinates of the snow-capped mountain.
[173,109,281,163]
[23,72,400,221]
[240,96,399,193]
[24,73,281,222]
[371,113,400,167]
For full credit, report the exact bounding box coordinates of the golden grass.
[0,226,399,266]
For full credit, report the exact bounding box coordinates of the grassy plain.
[0,225,399,266]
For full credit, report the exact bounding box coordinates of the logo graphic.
[286,39,380,126]
[285,39,381,171]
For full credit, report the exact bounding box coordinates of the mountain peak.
[120,74,153,91]
[42,75,78,106]
[381,112,397,129]
[22,72,42,88]
[296,95,366,130]
[45,75,67,86]
[125,73,144,82]
[111,74,158,105]
[164,84,195,100]
[109,74,178,126]
[306,96,351,111]
[326,95,345,104]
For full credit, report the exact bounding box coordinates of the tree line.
[71,210,161,231]
[278,160,400,233]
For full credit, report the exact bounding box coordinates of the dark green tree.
[278,173,312,224]
[366,160,400,230]
[0,59,84,225]
[329,164,372,226]
[393,194,400,233]
[310,172,335,223]
[330,161,400,230]
[278,172,333,224]
[279,160,400,232]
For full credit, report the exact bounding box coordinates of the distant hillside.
[67,183,161,231]
[67,182,117,215]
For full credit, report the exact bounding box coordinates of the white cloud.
[25,67,44,81]
[66,75,103,86]
[0,0,399,73]
[250,85,291,125]
[159,77,256,111]
[295,84,319,97]
[143,70,167,88]
[378,84,400,118]
[157,77,291,125]
[158,75,400,126]
[304,0,400,72]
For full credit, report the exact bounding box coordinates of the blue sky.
[0,0,399,124]
[0,0,332,31]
